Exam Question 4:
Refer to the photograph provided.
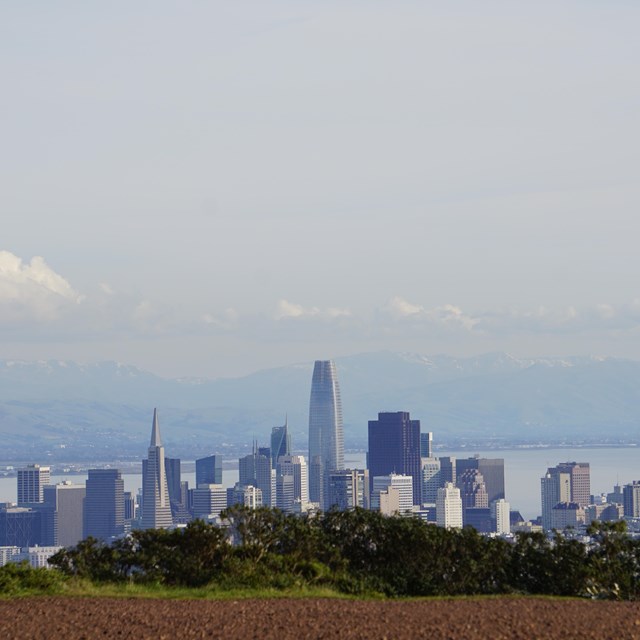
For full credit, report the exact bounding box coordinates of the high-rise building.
[227,484,263,509]
[623,481,640,518]
[270,419,291,469]
[540,462,590,530]
[308,360,344,510]
[192,484,227,520]
[164,457,190,523]
[17,465,50,505]
[42,482,85,547]
[421,457,441,504]
[0,507,42,547]
[371,474,414,515]
[275,454,308,512]
[439,457,456,486]
[239,447,274,507]
[141,409,173,530]
[327,469,369,511]
[368,412,422,506]
[456,457,505,505]
[195,455,223,486]
[459,469,489,509]
[420,432,433,458]
[83,469,124,541]
[436,483,463,530]
[491,498,511,535]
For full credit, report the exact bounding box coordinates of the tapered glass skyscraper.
[141,409,173,530]
[308,360,344,509]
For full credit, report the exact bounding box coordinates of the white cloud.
[275,299,351,321]
[382,297,479,330]
[0,250,82,323]
[386,296,424,317]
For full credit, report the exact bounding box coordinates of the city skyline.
[2,2,639,378]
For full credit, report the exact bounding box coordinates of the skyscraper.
[239,447,274,507]
[368,411,422,506]
[308,360,344,509]
[328,469,369,511]
[540,462,590,530]
[275,454,308,512]
[140,409,173,530]
[270,419,291,469]
[195,455,223,486]
[456,457,505,505]
[83,469,124,541]
[420,432,433,458]
[42,482,85,547]
[436,483,463,529]
[17,465,50,505]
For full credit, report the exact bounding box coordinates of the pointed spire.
[150,408,162,447]
[284,413,288,429]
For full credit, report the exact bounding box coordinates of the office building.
[623,481,640,518]
[227,484,263,509]
[195,455,223,486]
[83,469,124,541]
[42,482,85,547]
[0,508,42,547]
[164,457,190,523]
[422,457,441,504]
[371,474,413,515]
[368,412,422,506]
[239,447,274,507]
[141,409,173,530]
[550,502,585,530]
[439,457,456,486]
[308,360,344,509]
[492,498,511,535]
[436,483,463,529]
[327,469,369,511]
[540,462,591,530]
[420,432,433,458]
[192,484,227,520]
[275,454,308,512]
[456,457,505,505]
[17,465,50,505]
[459,469,489,509]
[270,419,291,469]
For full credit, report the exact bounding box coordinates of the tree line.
[12,506,640,598]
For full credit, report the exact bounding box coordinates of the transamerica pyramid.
[140,408,174,529]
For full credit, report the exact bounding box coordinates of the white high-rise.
[437,482,463,529]
[141,409,173,530]
[308,360,344,509]
[371,474,414,515]
[276,454,308,512]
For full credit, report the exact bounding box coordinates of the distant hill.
[0,352,639,459]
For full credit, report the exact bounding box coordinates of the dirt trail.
[1,597,639,639]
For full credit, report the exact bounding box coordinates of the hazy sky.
[2,1,639,378]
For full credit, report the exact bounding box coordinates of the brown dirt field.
[1,597,639,639]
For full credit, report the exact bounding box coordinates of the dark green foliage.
[47,513,640,599]
[0,560,66,595]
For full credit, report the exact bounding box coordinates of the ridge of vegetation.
[2,507,638,600]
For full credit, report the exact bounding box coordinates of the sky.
[1,1,639,378]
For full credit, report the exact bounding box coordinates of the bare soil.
[1,597,639,639]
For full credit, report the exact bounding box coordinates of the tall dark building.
[271,419,291,469]
[420,432,433,458]
[164,457,190,522]
[195,455,223,486]
[0,507,42,547]
[456,457,505,505]
[368,411,422,506]
[83,469,124,541]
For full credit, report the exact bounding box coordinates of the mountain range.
[1,351,639,460]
